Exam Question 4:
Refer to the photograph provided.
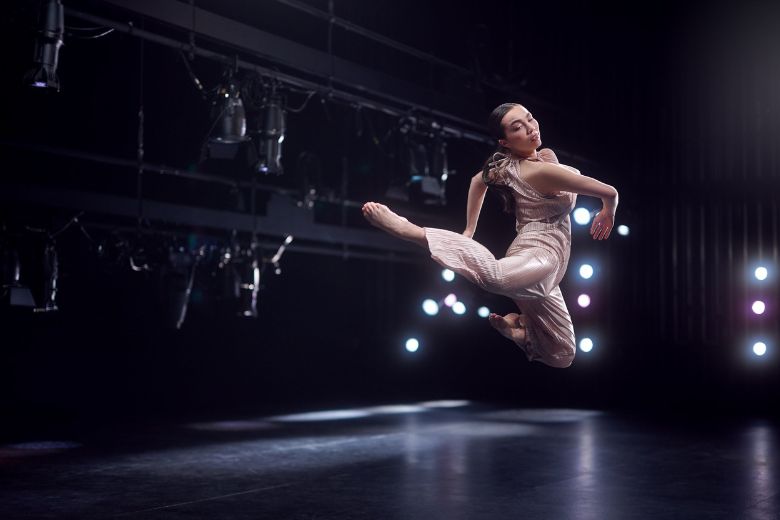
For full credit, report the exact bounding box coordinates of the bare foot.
[488,312,527,345]
[361,201,413,240]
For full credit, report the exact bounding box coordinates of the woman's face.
[498,105,541,156]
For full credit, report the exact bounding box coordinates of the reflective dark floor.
[0,402,778,519]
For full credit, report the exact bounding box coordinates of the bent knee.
[543,348,575,368]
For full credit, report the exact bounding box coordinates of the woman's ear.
[498,139,507,148]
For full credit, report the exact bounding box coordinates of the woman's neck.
[513,150,540,161]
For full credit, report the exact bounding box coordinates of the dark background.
[1,0,779,435]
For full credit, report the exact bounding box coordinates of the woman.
[361,103,618,368]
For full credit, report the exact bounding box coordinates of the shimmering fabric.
[422,148,579,368]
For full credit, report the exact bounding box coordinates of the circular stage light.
[753,341,767,356]
[444,294,457,307]
[477,306,490,318]
[441,269,455,282]
[573,207,592,225]
[579,337,594,352]
[755,267,768,281]
[422,299,439,316]
[579,264,594,279]
[617,225,629,236]
[577,294,591,308]
[452,301,466,315]
[752,301,766,315]
[405,338,419,352]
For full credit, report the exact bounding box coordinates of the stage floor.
[0,401,777,519]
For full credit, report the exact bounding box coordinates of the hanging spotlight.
[409,126,446,206]
[235,243,260,318]
[1,237,35,307]
[32,239,58,312]
[209,74,250,144]
[24,0,65,91]
[255,85,286,175]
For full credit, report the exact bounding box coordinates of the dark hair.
[482,103,519,214]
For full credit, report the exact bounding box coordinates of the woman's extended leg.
[361,202,557,299]
[361,202,427,248]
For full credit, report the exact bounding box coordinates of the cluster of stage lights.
[750,265,771,358]
[572,207,630,354]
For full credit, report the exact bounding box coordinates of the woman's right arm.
[463,172,488,238]
[531,163,619,214]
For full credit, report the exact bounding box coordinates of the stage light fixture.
[1,240,35,307]
[236,245,260,318]
[444,293,457,307]
[617,225,629,236]
[31,240,58,313]
[579,337,594,352]
[441,268,455,282]
[573,208,592,225]
[577,294,591,308]
[477,306,490,318]
[579,264,594,279]
[24,0,64,91]
[255,86,286,175]
[405,338,419,352]
[422,299,439,316]
[752,301,766,315]
[452,301,466,315]
[210,76,249,145]
[754,266,768,281]
[753,341,767,356]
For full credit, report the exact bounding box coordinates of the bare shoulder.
[520,159,581,197]
[539,147,559,162]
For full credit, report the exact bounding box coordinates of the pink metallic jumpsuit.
[422,148,578,368]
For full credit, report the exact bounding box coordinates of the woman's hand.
[590,209,615,240]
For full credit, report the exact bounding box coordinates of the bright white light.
[753,342,767,356]
[406,338,419,352]
[452,301,466,315]
[752,301,766,315]
[419,400,471,408]
[573,207,592,225]
[617,225,629,236]
[364,405,427,414]
[477,306,490,318]
[579,264,594,279]
[268,410,371,422]
[755,267,768,281]
[579,338,594,352]
[441,269,455,282]
[441,173,448,181]
[422,299,439,316]
[577,294,591,307]
[444,294,457,307]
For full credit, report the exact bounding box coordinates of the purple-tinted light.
[444,293,457,307]
[577,294,591,308]
[752,301,766,315]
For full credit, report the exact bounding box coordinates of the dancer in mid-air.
[362,103,618,368]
